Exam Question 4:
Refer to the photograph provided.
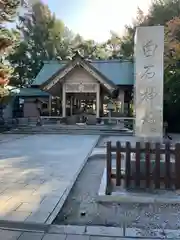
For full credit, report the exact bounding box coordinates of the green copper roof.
[32,61,66,85]
[91,60,134,85]
[32,60,134,86]
[17,88,49,97]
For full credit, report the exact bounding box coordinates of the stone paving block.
[16,202,49,213]
[38,198,60,212]
[32,190,49,198]
[27,179,46,185]
[0,199,21,213]
[18,232,44,240]
[0,186,10,193]
[0,195,12,202]
[3,189,35,199]
[42,233,67,240]
[4,210,31,221]
[66,235,90,240]
[16,178,34,185]
[0,178,17,183]
[19,194,45,203]
[25,210,51,223]
[6,183,27,191]
[49,191,63,198]
[49,225,86,235]
[35,184,64,197]
[41,196,60,205]
[38,203,58,213]
[0,229,22,240]
[86,226,123,237]
[0,199,11,209]
[23,184,40,191]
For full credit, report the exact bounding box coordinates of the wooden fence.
[106,141,180,195]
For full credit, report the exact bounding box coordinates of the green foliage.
[138,0,180,131]
[102,0,180,131]
[0,0,24,98]
[9,1,111,86]
[0,0,21,23]
[147,0,180,25]
[9,1,74,86]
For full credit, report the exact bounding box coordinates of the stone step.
[7,128,133,136]
[17,125,131,132]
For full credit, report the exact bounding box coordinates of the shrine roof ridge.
[42,59,133,64]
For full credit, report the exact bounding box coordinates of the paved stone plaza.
[0,134,98,224]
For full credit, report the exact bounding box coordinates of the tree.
[105,7,148,60]
[162,16,180,130]
[72,34,108,59]
[0,0,28,122]
[147,0,180,25]
[106,31,122,59]
[9,0,111,87]
[0,0,23,96]
[104,0,180,130]
[9,1,72,86]
[143,0,180,131]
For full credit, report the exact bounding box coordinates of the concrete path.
[0,134,27,144]
[0,134,99,224]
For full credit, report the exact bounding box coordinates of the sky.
[32,0,152,42]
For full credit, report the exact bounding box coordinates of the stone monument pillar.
[134,26,164,142]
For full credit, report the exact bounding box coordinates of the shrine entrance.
[65,92,99,124]
[66,93,96,116]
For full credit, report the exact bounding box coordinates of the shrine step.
[5,126,133,136]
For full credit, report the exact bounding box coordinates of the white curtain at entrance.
[96,84,100,118]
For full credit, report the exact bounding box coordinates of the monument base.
[135,136,163,144]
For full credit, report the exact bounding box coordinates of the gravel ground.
[54,156,180,230]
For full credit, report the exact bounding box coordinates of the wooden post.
[154,143,161,189]
[175,143,180,189]
[135,142,141,187]
[165,142,171,189]
[116,141,121,186]
[145,142,151,188]
[48,95,51,116]
[70,96,73,116]
[125,142,131,188]
[106,141,112,195]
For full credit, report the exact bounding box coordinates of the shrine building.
[15,52,134,124]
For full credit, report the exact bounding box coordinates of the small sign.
[107,103,114,110]
[19,98,24,104]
